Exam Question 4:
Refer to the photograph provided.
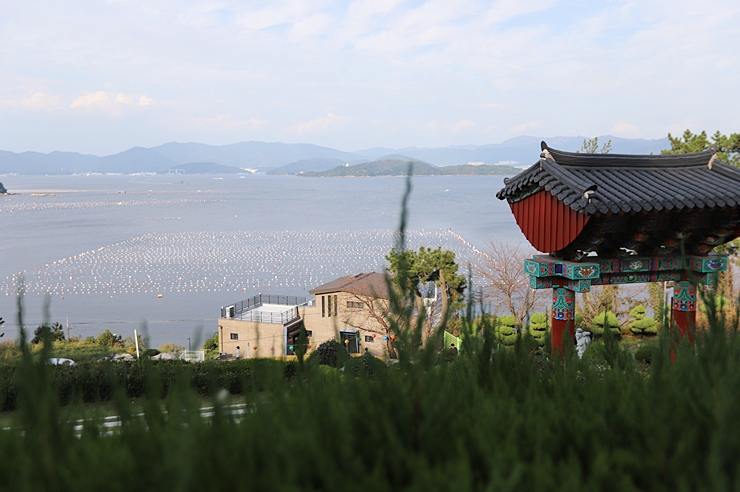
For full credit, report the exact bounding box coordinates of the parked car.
[47,358,75,366]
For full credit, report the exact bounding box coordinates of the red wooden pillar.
[672,280,697,343]
[552,287,575,354]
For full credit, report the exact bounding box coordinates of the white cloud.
[290,112,355,134]
[509,120,543,133]
[70,91,153,111]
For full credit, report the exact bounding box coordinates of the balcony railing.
[221,294,307,324]
[236,306,300,325]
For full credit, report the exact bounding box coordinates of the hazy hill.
[0,150,97,175]
[268,157,349,175]
[300,157,520,177]
[96,147,179,174]
[151,141,359,169]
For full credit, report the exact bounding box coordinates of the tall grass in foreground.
[2,174,740,491]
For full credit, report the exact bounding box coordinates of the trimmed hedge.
[0,359,295,412]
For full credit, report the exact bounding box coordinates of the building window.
[230,333,238,340]
[347,301,363,309]
[322,296,325,317]
[364,335,374,343]
[334,295,338,316]
[305,330,312,337]
[327,295,332,317]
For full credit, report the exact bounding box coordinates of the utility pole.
[66,317,70,340]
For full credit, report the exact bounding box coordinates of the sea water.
[0,174,524,347]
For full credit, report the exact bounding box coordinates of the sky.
[1,0,739,155]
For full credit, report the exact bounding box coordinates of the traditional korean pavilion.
[497,142,740,351]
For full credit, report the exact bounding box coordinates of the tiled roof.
[309,272,389,298]
[496,142,740,215]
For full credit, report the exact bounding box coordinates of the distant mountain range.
[0,135,671,176]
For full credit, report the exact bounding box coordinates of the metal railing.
[236,306,300,325]
[221,294,306,324]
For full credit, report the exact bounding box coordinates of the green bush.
[591,311,620,336]
[629,305,658,335]
[529,312,548,345]
[495,315,518,346]
[634,345,654,364]
[0,358,294,411]
[142,348,160,358]
[581,341,606,364]
[31,323,65,344]
[201,332,219,359]
[311,339,341,367]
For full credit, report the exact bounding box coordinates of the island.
[0,182,6,194]
[297,157,521,177]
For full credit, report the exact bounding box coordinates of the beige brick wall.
[217,318,286,358]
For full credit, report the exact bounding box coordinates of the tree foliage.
[590,311,620,336]
[529,312,548,345]
[386,246,466,340]
[202,331,220,359]
[96,329,123,348]
[312,339,341,367]
[494,315,518,346]
[628,305,657,336]
[31,323,65,345]
[662,129,740,167]
[578,137,612,154]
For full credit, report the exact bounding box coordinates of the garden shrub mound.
[590,310,620,336]
[528,312,548,345]
[494,315,518,346]
[629,305,658,335]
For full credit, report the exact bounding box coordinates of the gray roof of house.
[496,142,740,215]
[309,272,389,298]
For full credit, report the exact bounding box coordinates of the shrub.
[96,329,123,347]
[529,313,548,345]
[590,311,620,336]
[202,332,219,359]
[311,339,341,367]
[581,341,606,364]
[634,345,654,364]
[142,348,160,358]
[629,305,657,335]
[31,323,65,344]
[495,315,518,346]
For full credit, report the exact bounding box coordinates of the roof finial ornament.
[708,153,717,170]
[582,184,598,203]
